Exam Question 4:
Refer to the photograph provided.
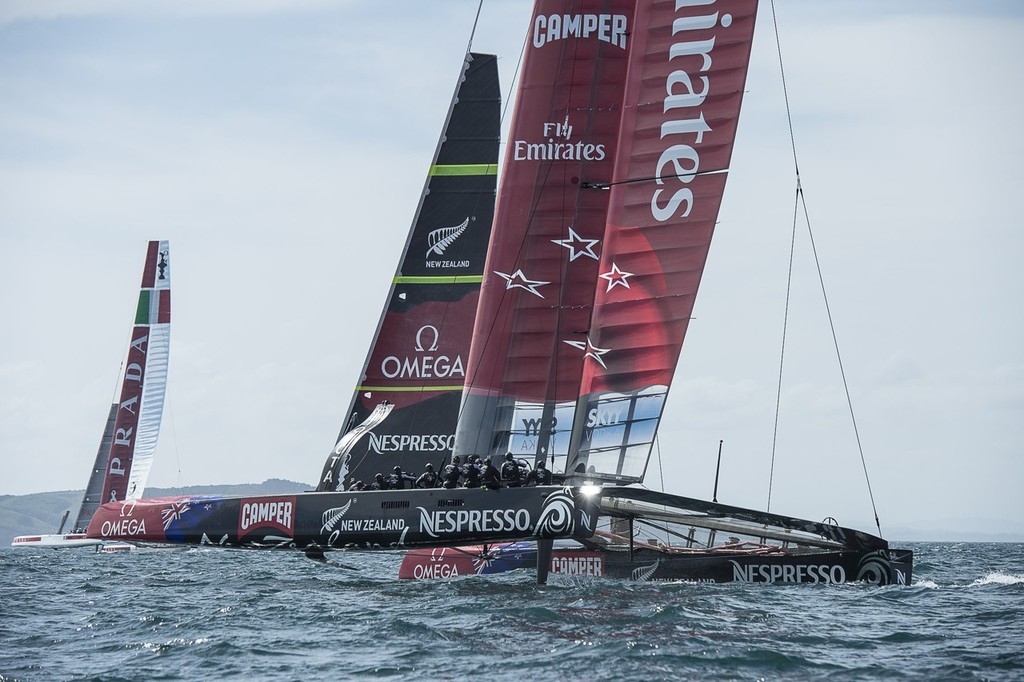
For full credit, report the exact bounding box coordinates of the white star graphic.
[563,336,611,369]
[599,263,635,292]
[551,226,599,261]
[494,269,550,298]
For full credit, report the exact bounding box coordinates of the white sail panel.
[125,321,169,500]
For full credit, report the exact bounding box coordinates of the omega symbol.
[415,325,440,352]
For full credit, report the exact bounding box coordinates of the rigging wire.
[768,0,881,535]
[766,185,799,514]
[168,394,185,492]
[466,0,484,53]
[655,433,666,493]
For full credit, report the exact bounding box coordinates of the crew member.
[441,456,463,489]
[500,452,522,487]
[463,456,481,488]
[370,472,390,490]
[389,465,417,490]
[416,463,440,489]
[480,457,502,490]
[524,460,552,486]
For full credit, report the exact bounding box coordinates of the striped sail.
[75,241,171,529]
[317,53,501,491]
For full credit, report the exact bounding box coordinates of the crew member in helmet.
[500,452,523,487]
[388,465,416,490]
[441,456,463,489]
[416,463,440,489]
[370,473,390,490]
[524,460,552,486]
[480,457,502,490]
[462,456,482,489]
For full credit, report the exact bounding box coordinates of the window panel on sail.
[506,399,575,463]
[631,388,668,420]
[617,444,653,480]
[584,412,658,449]
[579,443,652,480]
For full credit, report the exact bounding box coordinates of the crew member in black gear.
[370,472,390,490]
[524,460,552,486]
[388,465,416,490]
[416,463,439,489]
[462,456,481,489]
[500,452,522,487]
[441,456,463,489]
[480,457,502,490]
[347,480,365,491]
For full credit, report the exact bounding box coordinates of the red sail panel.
[158,289,171,324]
[584,0,757,393]
[99,325,150,504]
[141,240,160,288]
[464,1,632,404]
[457,2,638,466]
[570,0,758,480]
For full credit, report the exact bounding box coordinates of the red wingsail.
[458,0,758,482]
[457,1,635,468]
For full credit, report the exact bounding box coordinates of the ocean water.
[1,542,1022,681]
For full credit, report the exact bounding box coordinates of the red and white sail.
[79,240,171,527]
[457,0,758,483]
[14,241,171,547]
[456,1,633,469]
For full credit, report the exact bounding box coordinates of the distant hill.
[0,479,313,547]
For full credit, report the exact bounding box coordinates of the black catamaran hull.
[86,486,600,550]
[399,485,914,584]
[401,543,913,585]
[399,540,913,581]
[593,547,914,584]
[87,485,912,585]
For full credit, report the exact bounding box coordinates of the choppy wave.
[2,542,1023,680]
[969,572,1024,587]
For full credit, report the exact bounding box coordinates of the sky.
[1,0,1021,537]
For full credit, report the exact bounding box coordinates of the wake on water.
[2,542,1022,681]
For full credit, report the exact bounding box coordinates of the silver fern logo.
[631,560,660,581]
[533,487,576,537]
[320,499,354,533]
[426,217,470,257]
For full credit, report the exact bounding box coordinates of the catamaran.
[12,240,171,550]
[86,1,912,585]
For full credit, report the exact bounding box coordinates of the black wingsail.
[317,52,500,492]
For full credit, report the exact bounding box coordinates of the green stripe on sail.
[393,275,483,285]
[428,163,498,177]
[356,385,464,393]
[135,290,151,325]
